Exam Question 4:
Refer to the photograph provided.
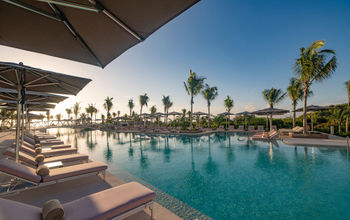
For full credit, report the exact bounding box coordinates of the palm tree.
[150,105,157,123]
[295,40,337,134]
[128,99,134,117]
[287,78,303,128]
[139,93,149,115]
[184,70,206,128]
[346,81,350,133]
[162,95,173,124]
[224,96,234,127]
[93,106,98,123]
[85,104,95,124]
[330,108,346,134]
[101,114,105,124]
[55,113,62,125]
[80,113,87,124]
[65,108,72,120]
[202,84,218,128]
[103,96,113,119]
[262,88,286,131]
[73,102,80,120]
[46,110,52,125]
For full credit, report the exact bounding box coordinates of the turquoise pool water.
[48,128,350,219]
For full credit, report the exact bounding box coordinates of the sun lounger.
[248,126,255,131]
[23,141,71,150]
[0,181,155,220]
[238,125,244,131]
[271,125,277,131]
[279,126,304,135]
[3,149,88,167]
[25,132,56,140]
[252,130,279,141]
[24,136,64,146]
[0,158,107,195]
[14,145,77,157]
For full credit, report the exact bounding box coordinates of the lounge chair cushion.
[35,154,45,163]
[36,165,50,177]
[62,182,155,220]
[0,158,41,183]
[0,198,41,220]
[42,199,64,220]
[43,154,88,164]
[42,161,107,182]
[3,149,37,166]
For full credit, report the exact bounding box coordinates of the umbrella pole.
[15,85,22,163]
[21,104,25,147]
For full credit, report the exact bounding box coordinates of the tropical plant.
[85,104,96,124]
[346,81,350,133]
[184,70,206,128]
[150,105,157,123]
[93,106,98,123]
[46,110,52,122]
[103,96,113,119]
[112,112,116,118]
[330,108,346,134]
[262,87,286,130]
[139,93,149,115]
[287,78,303,127]
[73,102,80,120]
[224,96,234,126]
[80,113,87,124]
[101,114,105,124]
[162,95,173,124]
[202,84,218,127]
[128,99,134,117]
[65,108,72,120]
[55,113,62,123]
[295,40,337,134]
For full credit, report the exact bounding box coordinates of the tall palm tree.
[128,99,134,117]
[139,94,149,126]
[184,70,206,128]
[224,96,234,126]
[65,108,72,120]
[103,96,113,119]
[150,105,157,123]
[55,113,62,124]
[73,102,80,120]
[295,40,337,134]
[346,81,350,133]
[287,78,303,128]
[139,93,149,115]
[262,88,286,131]
[85,104,95,124]
[202,84,218,128]
[93,106,98,123]
[162,95,173,124]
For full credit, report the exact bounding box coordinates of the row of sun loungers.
[251,130,279,141]
[0,131,157,219]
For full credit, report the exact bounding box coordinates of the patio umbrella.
[294,105,333,131]
[251,107,289,131]
[192,111,208,116]
[168,111,182,121]
[236,111,251,129]
[0,88,68,103]
[0,62,91,162]
[218,112,235,127]
[0,0,200,68]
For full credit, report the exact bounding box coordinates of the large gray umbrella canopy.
[0,88,68,103]
[251,107,289,131]
[0,62,91,95]
[0,0,200,68]
[192,111,208,116]
[0,62,91,163]
[236,111,251,116]
[294,105,333,131]
[0,106,51,111]
[0,100,56,109]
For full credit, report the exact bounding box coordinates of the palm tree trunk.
[302,90,308,134]
[292,102,296,128]
[190,95,193,128]
[208,104,211,128]
[339,121,341,134]
[140,106,142,126]
[346,116,349,133]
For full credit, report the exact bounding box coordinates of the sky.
[1,0,349,119]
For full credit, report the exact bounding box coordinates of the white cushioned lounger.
[0,182,155,220]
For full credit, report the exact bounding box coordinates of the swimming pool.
[47,128,350,219]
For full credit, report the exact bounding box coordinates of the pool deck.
[0,131,181,220]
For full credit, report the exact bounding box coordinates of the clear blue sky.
[0,0,349,117]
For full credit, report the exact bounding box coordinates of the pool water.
[48,128,350,220]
